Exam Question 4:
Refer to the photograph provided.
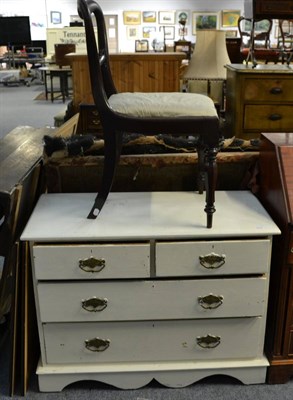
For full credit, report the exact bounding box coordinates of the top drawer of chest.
[156,239,271,276]
[243,78,293,102]
[32,243,150,280]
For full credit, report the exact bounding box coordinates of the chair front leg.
[197,144,205,194]
[87,131,123,219]
[204,146,218,228]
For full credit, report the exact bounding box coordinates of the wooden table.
[40,66,72,103]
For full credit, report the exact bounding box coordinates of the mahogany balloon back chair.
[77,0,221,228]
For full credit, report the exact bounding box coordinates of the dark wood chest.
[245,0,293,19]
[259,132,293,383]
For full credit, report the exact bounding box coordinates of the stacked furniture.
[21,190,279,392]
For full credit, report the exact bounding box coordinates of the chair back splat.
[77,0,221,228]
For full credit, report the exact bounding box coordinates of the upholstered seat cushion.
[108,92,218,118]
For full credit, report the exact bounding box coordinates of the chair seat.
[241,48,280,62]
[109,92,217,118]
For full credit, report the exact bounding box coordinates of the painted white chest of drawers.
[21,191,280,392]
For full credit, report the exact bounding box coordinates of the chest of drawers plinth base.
[21,191,280,392]
[37,358,269,392]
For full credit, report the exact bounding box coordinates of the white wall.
[0,0,244,50]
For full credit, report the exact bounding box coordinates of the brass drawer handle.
[82,296,108,312]
[91,110,99,116]
[270,87,282,95]
[268,114,282,121]
[92,118,100,125]
[196,334,221,349]
[199,252,226,269]
[85,337,110,352]
[198,294,224,309]
[79,257,105,273]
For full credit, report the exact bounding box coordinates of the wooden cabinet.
[21,191,279,392]
[244,0,293,19]
[66,52,185,112]
[225,64,293,139]
[258,132,293,383]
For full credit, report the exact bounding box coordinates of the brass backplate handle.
[196,334,221,349]
[198,294,224,309]
[82,297,108,312]
[85,337,110,352]
[79,257,105,273]
[199,252,226,269]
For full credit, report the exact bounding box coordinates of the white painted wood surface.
[156,239,271,276]
[33,243,150,279]
[37,277,268,322]
[21,191,280,241]
[43,318,264,364]
[22,191,280,392]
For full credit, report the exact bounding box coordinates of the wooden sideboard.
[66,52,186,112]
[225,64,293,139]
[258,132,293,384]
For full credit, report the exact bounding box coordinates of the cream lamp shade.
[183,30,231,80]
[183,30,231,107]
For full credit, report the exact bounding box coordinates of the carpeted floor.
[0,83,69,139]
[33,92,48,100]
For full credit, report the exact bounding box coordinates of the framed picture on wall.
[142,26,156,38]
[192,12,219,34]
[123,11,141,25]
[159,11,176,25]
[225,29,238,37]
[222,10,241,28]
[126,26,139,39]
[50,11,62,24]
[142,11,156,23]
[135,40,149,52]
[162,26,175,40]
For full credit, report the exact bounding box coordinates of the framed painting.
[225,29,238,37]
[142,11,156,23]
[123,11,141,25]
[126,26,139,39]
[222,10,241,28]
[162,26,175,40]
[159,11,175,25]
[192,12,219,34]
[50,11,62,24]
[142,26,156,39]
[135,40,149,52]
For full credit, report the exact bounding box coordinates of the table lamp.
[183,30,231,108]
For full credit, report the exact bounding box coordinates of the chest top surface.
[226,64,293,76]
[21,191,280,242]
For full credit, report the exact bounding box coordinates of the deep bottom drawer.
[43,318,264,364]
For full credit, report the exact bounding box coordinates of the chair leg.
[87,131,123,219]
[204,147,218,228]
[197,145,205,194]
